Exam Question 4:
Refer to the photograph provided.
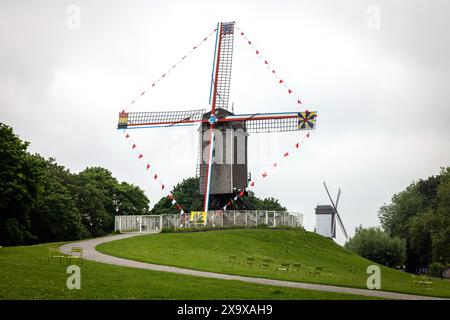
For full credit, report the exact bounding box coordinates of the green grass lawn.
[0,242,376,300]
[97,229,450,298]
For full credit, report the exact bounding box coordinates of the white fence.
[114,210,303,232]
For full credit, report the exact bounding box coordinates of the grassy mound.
[97,229,450,298]
[0,242,374,299]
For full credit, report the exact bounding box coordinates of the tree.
[29,155,88,242]
[0,123,40,245]
[71,181,110,237]
[151,177,203,215]
[115,182,150,216]
[432,170,450,264]
[0,123,151,245]
[378,167,450,270]
[245,191,287,211]
[151,177,287,214]
[345,226,406,267]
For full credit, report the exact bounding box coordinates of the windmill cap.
[315,205,334,214]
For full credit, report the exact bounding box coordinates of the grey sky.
[1,0,449,243]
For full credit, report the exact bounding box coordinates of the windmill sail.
[221,111,317,133]
[336,212,348,240]
[118,109,206,129]
[209,22,235,111]
[323,182,348,240]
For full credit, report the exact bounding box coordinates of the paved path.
[60,232,446,300]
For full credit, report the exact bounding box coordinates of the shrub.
[429,262,443,277]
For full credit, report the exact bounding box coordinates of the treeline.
[0,123,149,246]
[346,168,450,272]
[150,176,286,215]
[378,167,450,272]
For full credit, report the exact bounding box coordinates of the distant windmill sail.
[323,182,348,240]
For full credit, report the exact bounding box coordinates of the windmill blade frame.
[220,111,317,133]
[335,211,348,240]
[323,181,337,238]
[117,109,207,129]
[335,188,341,209]
[323,181,337,209]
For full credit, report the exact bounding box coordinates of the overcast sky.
[1,0,449,243]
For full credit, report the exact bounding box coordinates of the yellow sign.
[190,211,207,224]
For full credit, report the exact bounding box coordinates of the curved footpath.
[60,232,447,300]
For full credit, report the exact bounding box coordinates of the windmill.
[117,22,317,221]
[315,182,348,240]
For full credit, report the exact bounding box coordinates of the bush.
[345,226,406,267]
[429,262,444,277]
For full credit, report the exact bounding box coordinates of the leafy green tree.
[432,171,450,264]
[151,177,203,215]
[29,155,88,242]
[345,226,406,267]
[70,181,110,237]
[0,123,151,245]
[245,191,287,211]
[0,123,40,245]
[116,182,150,216]
[378,167,450,270]
[151,177,287,214]
[77,167,119,215]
